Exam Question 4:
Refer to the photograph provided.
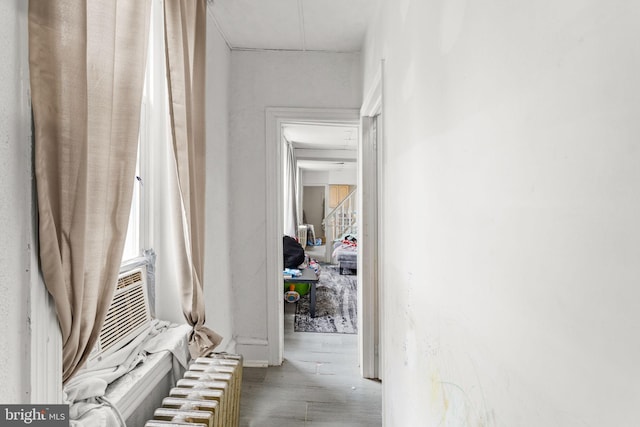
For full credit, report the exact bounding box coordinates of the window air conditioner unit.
[88,266,152,364]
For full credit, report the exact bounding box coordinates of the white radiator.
[145,353,243,427]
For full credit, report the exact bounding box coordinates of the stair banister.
[322,187,357,262]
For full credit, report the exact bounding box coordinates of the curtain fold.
[284,140,299,237]
[164,0,222,358]
[28,0,151,382]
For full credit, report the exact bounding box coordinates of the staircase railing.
[322,187,357,262]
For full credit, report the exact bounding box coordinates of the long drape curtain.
[284,140,299,237]
[28,0,151,382]
[164,0,222,357]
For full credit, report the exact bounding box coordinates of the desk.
[284,268,320,318]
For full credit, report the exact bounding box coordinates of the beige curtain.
[29,0,151,382]
[164,0,222,357]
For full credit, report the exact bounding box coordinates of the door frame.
[265,107,360,366]
[360,62,384,379]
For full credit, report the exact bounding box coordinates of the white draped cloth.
[64,320,191,426]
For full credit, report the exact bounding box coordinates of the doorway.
[302,185,325,245]
[264,107,365,367]
[360,61,384,380]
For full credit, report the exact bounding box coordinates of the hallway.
[239,303,382,426]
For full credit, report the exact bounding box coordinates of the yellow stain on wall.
[430,368,450,422]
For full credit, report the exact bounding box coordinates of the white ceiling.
[210,0,370,171]
[284,123,358,171]
[297,159,356,171]
[209,0,374,52]
[284,123,358,150]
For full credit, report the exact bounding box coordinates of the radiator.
[145,353,243,427]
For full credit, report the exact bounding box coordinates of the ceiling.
[297,159,356,171]
[283,124,357,150]
[209,0,375,52]
[209,0,372,172]
[284,123,358,171]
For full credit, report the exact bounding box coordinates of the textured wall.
[363,0,640,425]
[0,0,31,403]
[228,51,362,361]
[204,12,234,351]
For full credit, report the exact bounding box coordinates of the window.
[121,0,159,263]
[122,148,142,262]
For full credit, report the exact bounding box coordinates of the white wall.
[229,51,362,361]
[0,0,32,403]
[203,13,234,351]
[302,168,357,186]
[150,6,235,343]
[364,1,640,426]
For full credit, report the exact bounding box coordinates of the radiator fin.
[145,353,243,427]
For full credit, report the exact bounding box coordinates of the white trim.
[236,336,269,347]
[377,61,386,382]
[140,0,166,253]
[265,107,360,366]
[359,61,384,379]
[23,0,63,401]
[361,66,383,117]
[29,266,63,403]
[243,360,270,368]
[376,91,386,383]
[358,118,375,379]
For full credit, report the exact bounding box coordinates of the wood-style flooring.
[239,303,382,426]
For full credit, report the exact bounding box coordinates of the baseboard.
[243,359,269,368]
[236,336,269,365]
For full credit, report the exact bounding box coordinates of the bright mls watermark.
[0,405,68,426]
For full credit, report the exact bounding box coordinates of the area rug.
[294,264,357,334]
